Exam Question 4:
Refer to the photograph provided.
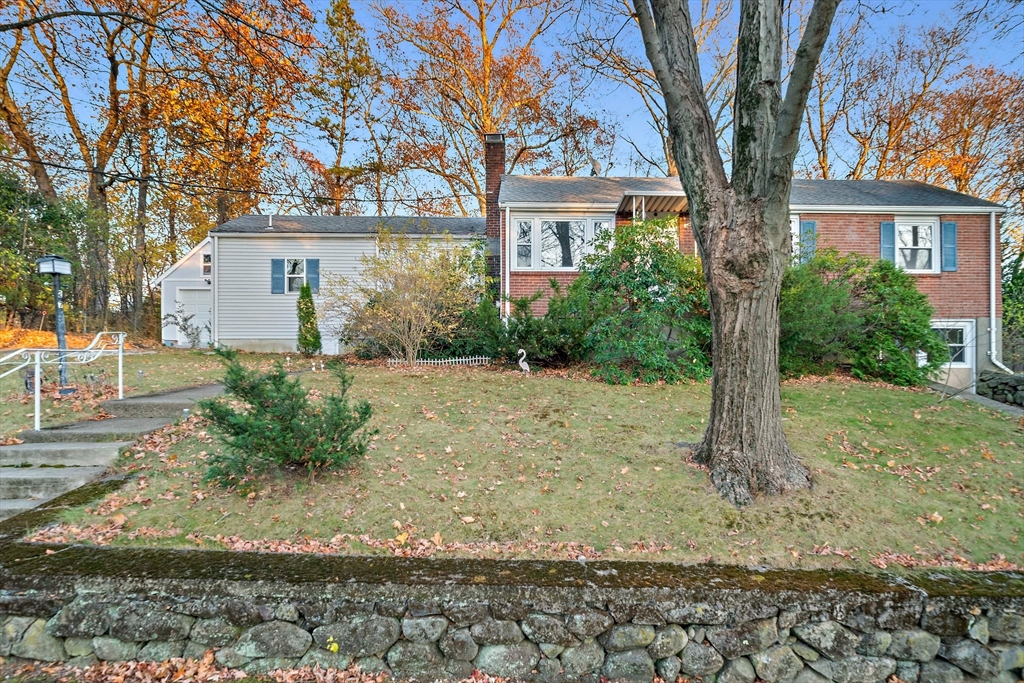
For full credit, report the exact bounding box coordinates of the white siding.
[215,234,376,352]
[160,243,211,346]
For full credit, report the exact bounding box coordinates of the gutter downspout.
[990,210,1013,373]
[504,205,511,317]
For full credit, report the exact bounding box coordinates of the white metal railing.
[0,331,126,431]
[387,356,491,367]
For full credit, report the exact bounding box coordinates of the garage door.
[177,288,212,346]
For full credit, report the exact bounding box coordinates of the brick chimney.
[484,133,505,283]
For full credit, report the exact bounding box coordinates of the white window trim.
[931,319,975,369]
[894,216,940,275]
[509,216,615,272]
[201,252,212,276]
[789,215,800,256]
[283,257,312,294]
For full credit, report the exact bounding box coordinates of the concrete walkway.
[0,384,222,520]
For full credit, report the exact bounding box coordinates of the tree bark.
[694,199,809,505]
[634,0,838,505]
[86,171,111,325]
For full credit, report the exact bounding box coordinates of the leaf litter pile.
[23,366,1024,571]
[1,652,392,682]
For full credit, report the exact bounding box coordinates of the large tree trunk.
[85,172,111,326]
[695,202,809,505]
[633,0,838,505]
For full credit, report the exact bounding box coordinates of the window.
[896,218,938,272]
[202,253,211,276]
[790,216,800,255]
[512,217,613,270]
[540,220,586,268]
[930,320,974,368]
[516,220,532,267]
[287,258,305,292]
[271,258,319,294]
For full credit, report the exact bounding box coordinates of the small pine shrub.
[199,349,375,486]
[297,281,322,355]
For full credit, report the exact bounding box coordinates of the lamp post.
[36,255,72,386]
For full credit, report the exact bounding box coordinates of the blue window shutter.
[271,259,285,294]
[799,220,816,262]
[941,221,958,272]
[880,222,896,263]
[307,258,320,293]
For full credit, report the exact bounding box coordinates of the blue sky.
[334,0,1023,180]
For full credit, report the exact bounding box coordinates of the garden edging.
[0,481,1021,683]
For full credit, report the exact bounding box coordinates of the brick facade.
[802,212,1001,319]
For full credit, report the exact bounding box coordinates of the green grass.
[30,365,1024,571]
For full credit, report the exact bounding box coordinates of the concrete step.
[0,466,108,500]
[99,384,223,418]
[0,441,131,467]
[18,417,173,443]
[0,497,41,520]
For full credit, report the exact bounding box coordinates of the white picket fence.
[387,356,492,367]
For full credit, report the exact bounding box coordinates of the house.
[157,215,484,352]
[481,134,1008,392]
[157,134,1007,392]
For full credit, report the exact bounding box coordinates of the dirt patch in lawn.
[23,365,1024,571]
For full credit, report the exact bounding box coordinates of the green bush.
[779,249,947,385]
[779,250,865,376]
[573,218,711,384]
[500,283,597,366]
[199,349,375,486]
[296,281,322,355]
[851,259,948,385]
[427,296,504,359]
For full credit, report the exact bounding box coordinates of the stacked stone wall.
[1,566,1021,683]
[976,370,1024,407]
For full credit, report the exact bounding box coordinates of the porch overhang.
[617,191,688,219]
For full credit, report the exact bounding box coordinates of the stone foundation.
[0,482,1022,682]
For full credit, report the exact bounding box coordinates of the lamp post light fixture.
[36,254,72,386]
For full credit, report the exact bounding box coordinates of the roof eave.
[153,237,210,286]
[209,230,482,237]
[498,201,622,211]
[789,204,1007,214]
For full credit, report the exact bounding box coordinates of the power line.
[0,153,482,207]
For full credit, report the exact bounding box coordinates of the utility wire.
[0,153,482,206]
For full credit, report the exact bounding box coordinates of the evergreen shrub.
[297,281,322,355]
[199,349,375,486]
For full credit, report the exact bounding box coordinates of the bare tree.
[374,0,609,215]
[577,0,736,175]
[634,0,839,505]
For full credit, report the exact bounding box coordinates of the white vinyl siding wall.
[215,235,375,352]
[160,243,211,346]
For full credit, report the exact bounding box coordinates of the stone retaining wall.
[0,483,1022,683]
[976,370,1024,407]
[1,559,1022,683]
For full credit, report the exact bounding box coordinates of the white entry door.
[177,288,212,346]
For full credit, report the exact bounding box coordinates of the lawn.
[24,364,1024,571]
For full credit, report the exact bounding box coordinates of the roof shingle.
[497,175,1002,210]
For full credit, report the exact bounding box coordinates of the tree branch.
[0,10,151,33]
[633,0,727,221]
[772,0,840,178]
